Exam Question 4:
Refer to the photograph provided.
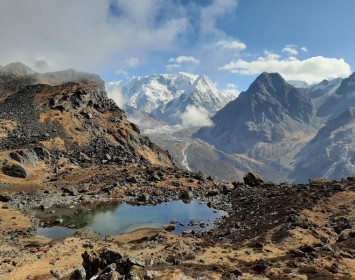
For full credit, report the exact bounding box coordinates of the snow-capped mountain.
[287,80,311,89]
[291,107,355,182]
[305,78,343,111]
[317,73,355,119]
[106,73,237,125]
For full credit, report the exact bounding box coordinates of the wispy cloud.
[167,56,200,71]
[282,45,299,56]
[217,40,246,51]
[116,57,140,76]
[169,56,200,64]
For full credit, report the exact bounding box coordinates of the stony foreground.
[1,176,355,279]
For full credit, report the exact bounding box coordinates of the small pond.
[36,200,227,239]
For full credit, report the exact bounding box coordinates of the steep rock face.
[291,107,355,182]
[317,72,355,118]
[107,73,236,124]
[0,64,173,182]
[196,72,315,154]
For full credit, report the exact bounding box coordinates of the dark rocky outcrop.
[2,161,29,178]
[79,248,145,279]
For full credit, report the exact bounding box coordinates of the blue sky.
[0,0,354,91]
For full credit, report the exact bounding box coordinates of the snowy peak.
[191,75,216,92]
[317,72,355,118]
[309,78,342,95]
[107,72,237,125]
[287,80,311,88]
[292,106,355,182]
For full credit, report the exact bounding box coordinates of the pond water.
[36,200,227,239]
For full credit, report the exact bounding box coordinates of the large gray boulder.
[243,172,264,187]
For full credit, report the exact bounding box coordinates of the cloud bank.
[0,0,239,75]
[219,49,352,84]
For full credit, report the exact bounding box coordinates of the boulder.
[243,172,263,187]
[10,150,39,165]
[0,193,11,202]
[180,190,193,201]
[100,248,123,267]
[69,266,86,280]
[80,248,145,279]
[82,250,101,278]
[2,161,29,178]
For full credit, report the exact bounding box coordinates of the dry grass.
[40,136,66,151]
[0,120,17,139]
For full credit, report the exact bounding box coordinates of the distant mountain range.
[110,70,355,183]
[106,73,237,125]
[195,72,355,182]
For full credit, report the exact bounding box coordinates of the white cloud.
[107,87,126,109]
[217,40,246,51]
[301,47,309,52]
[282,46,299,56]
[264,51,280,60]
[169,56,200,64]
[180,105,214,127]
[219,55,352,84]
[227,83,238,89]
[167,56,200,71]
[224,83,240,96]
